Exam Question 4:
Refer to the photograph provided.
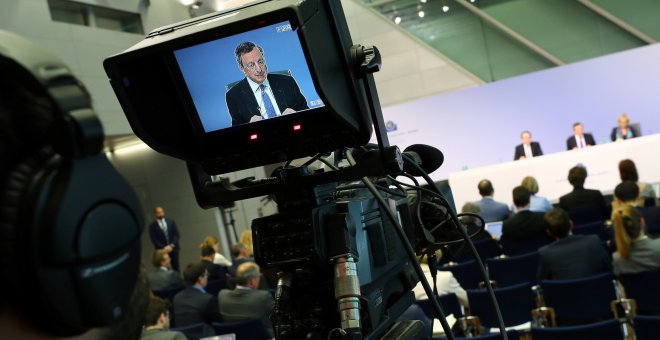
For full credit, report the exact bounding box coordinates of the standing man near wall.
[149,206,181,271]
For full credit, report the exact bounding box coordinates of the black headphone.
[0,31,144,336]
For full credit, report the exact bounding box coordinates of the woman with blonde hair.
[200,235,232,267]
[612,205,660,275]
[239,230,254,257]
[611,113,638,141]
[514,176,552,213]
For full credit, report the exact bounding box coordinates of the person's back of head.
[619,159,639,182]
[613,205,644,259]
[521,176,540,195]
[512,186,531,209]
[614,181,640,204]
[567,166,587,188]
[544,208,571,239]
[239,230,253,256]
[230,243,246,259]
[478,179,494,197]
[234,262,260,288]
[200,244,215,259]
[144,296,171,329]
[183,263,207,286]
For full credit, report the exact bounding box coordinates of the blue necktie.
[260,84,277,118]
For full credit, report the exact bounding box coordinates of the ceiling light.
[394,16,402,24]
[418,11,425,18]
[442,5,450,12]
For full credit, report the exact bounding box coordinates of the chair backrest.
[467,282,534,328]
[487,251,539,287]
[618,269,660,315]
[212,319,270,340]
[439,260,482,289]
[171,322,216,340]
[225,70,292,91]
[566,205,606,225]
[640,206,660,236]
[530,319,622,340]
[540,272,616,324]
[452,237,502,263]
[417,293,464,321]
[572,221,610,241]
[152,285,184,302]
[205,279,227,297]
[634,315,660,340]
[499,234,551,256]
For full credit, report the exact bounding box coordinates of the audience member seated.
[619,159,656,207]
[558,166,608,222]
[537,208,612,281]
[228,243,255,277]
[148,249,184,292]
[473,179,510,223]
[200,245,229,282]
[612,205,660,276]
[611,113,638,142]
[514,176,552,213]
[502,186,550,242]
[218,262,274,336]
[173,263,222,327]
[611,181,641,213]
[141,296,187,340]
[566,122,596,150]
[201,235,232,267]
[239,230,254,257]
[514,130,543,160]
[412,250,469,308]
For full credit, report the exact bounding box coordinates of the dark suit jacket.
[502,210,549,241]
[537,234,612,281]
[514,142,543,160]
[226,73,309,126]
[558,188,608,221]
[610,126,638,141]
[218,288,275,335]
[202,259,228,282]
[173,286,222,327]
[148,268,184,292]
[148,218,180,250]
[566,133,596,150]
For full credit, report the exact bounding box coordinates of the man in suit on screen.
[226,41,308,126]
[566,122,596,150]
[514,130,543,160]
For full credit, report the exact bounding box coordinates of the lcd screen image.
[174,21,324,133]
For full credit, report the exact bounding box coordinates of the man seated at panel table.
[566,122,596,150]
[537,208,612,282]
[558,166,608,223]
[514,130,543,161]
[473,179,510,223]
[502,186,550,242]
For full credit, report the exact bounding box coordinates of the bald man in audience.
[474,179,510,223]
[537,208,611,281]
[218,262,274,335]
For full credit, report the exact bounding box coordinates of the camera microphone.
[402,144,444,176]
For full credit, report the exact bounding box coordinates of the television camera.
[104,0,502,338]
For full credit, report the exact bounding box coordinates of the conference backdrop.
[379,43,660,181]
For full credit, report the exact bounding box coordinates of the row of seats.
[170,318,270,339]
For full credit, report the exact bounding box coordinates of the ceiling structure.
[359,0,660,82]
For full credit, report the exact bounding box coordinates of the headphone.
[0,30,144,336]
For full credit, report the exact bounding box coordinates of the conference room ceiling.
[359,0,660,82]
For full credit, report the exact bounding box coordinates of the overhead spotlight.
[420,0,427,3]
[418,10,425,18]
[470,0,476,2]
[394,16,402,24]
[178,0,196,5]
[442,5,450,12]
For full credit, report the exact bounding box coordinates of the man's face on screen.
[240,48,267,84]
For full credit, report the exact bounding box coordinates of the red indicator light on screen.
[293,124,302,131]
[250,134,258,140]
